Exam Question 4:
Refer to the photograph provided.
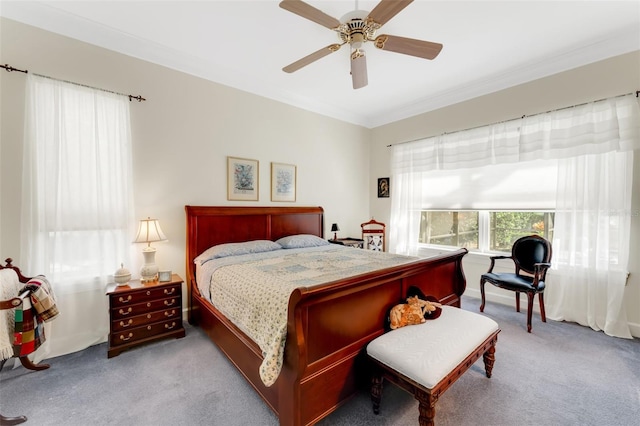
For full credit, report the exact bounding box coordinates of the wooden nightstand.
[328,238,364,249]
[106,274,185,358]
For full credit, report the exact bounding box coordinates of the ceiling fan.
[279,0,443,89]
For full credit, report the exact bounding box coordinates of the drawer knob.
[119,295,132,304]
[146,291,151,296]
[164,299,176,306]
[147,314,151,319]
[165,310,175,317]
[165,322,176,330]
[119,319,133,328]
[164,288,176,295]
[147,302,151,308]
[147,326,152,330]
[119,333,133,341]
[118,307,132,316]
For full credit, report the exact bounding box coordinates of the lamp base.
[140,247,159,282]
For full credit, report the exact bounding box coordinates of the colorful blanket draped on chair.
[12,276,59,357]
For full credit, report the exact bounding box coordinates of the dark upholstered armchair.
[480,235,552,333]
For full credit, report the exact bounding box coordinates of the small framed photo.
[378,177,390,198]
[271,162,297,202]
[227,156,259,201]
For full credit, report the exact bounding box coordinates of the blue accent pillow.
[194,240,282,265]
[276,234,329,249]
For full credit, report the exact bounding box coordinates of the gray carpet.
[1,296,639,426]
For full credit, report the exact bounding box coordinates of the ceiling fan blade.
[367,0,414,26]
[374,34,443,60]
[279,0,340,29]
[283,44,342,73]
[350,50,368,90]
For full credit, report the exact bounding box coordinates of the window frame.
[418,209,554,255]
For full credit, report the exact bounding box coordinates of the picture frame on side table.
[378,177,390,198]
[271,162,297,202]
[227,156,259,201]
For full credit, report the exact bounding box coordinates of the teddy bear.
[389,295,442,330]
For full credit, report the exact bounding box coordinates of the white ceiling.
[2,1,639,128]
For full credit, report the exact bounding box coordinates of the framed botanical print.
[227,156,259,201]
[378,177,390,198]
[271,162,296,202]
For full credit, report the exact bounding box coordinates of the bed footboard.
[279,249,467,425]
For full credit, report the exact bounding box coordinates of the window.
[419,211,479,249]
[419,210,554,253]
[20,74,136,359]
[21,74,134,288]
[390,93,639,337]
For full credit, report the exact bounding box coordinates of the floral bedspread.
[199,245,416,386]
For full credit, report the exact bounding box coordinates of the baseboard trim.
[465,289,640,338]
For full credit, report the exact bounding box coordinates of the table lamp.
[133,217,167,282]
[331,223,340,240]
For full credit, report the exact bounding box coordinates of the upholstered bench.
[367,305,500,426]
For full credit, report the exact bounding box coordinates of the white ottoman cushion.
[367,306,499,389]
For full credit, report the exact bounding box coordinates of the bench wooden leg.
[371,374,384,415]
[415,388,437,426]
[483,343,496,378]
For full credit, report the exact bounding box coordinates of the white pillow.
[194,240,282,265]
[276,234,329,249]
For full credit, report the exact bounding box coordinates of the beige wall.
[2,17,639,338]
[0,18,371,284]
[370,51,640,336]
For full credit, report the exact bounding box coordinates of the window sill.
[417,245,508,265]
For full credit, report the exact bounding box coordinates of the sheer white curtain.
[545,151,634,338]
[390,94,640,336]
[21,74,135,359]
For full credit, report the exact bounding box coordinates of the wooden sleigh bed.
[185,206,467,425]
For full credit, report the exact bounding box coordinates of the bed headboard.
[184,206,324,287]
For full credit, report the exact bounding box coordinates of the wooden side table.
[106,274,185,358]
[329,238,364,249]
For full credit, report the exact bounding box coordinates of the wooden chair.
[1,258,50,426]
[480,235,552,333]
[361,218,386,252]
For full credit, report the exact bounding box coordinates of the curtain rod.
[1,63,146,102]
[387,90,639,148]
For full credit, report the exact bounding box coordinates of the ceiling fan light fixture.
[350,32,365,49]
[280,0,441,89]
[350,49,368,89]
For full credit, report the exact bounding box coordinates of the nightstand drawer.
[111,297,180,319]
[111,307,180,331]
[109,318,182,347]
[109,283,181,308]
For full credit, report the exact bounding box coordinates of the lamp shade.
[133,217,167,246]
[331,223,340,232]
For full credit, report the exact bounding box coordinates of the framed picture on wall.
[227,156,259,201]
[271,162,297,202]
[378,177,390,198]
